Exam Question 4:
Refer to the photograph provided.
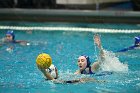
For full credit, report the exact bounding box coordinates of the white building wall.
[56,0,130,4]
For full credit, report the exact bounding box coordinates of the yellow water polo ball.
[36,53,52,69]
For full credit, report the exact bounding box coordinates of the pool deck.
[0,9,140,24]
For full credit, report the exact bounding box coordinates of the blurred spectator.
[16,0,56,9]
[33,0,56,9]
[131,0,140,11]
[0,0,15,8]
[17,0,34,8]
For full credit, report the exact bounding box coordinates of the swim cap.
[135,36,140,45]
[6,30,15,40]
[81,55,91,67]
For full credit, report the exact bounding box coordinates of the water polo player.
[118,36,140,52]
[1,30,29,45]
[36,53,105,84]
[74,55,100,74]
[75,34,105,75]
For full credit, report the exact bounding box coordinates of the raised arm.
[15,40,30,46]
[94,34,105,61]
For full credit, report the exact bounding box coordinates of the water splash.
[58,70,89,81]
[100,50,128,72]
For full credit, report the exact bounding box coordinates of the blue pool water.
[0,22,140,93]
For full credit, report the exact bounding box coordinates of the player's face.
[78,56,87,70]
[6,34,13,41]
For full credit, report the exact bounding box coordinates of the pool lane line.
[0,26,140,33]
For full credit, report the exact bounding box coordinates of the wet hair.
[6,30,15,40]
[80,55,91,67]
[135,36,140,45]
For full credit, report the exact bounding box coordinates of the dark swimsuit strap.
[81,66,95,74]
[89,66,95,74]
